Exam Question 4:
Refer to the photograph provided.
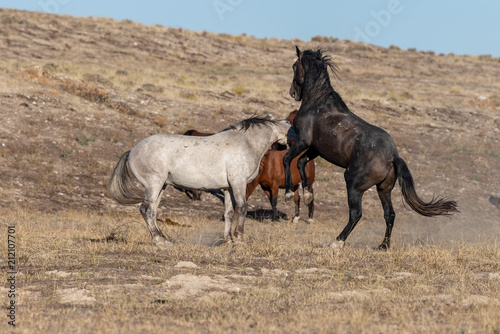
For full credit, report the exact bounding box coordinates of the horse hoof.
[233,232,244,242]
[221,237,233,245]
[329,240,345,251]
[378,243,390,250]
[306,218,314,224]
[303,191,314,205]
[284,191,294,202]
[292,216,300,223]
[154,237,174,248]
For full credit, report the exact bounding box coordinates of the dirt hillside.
[0,8,499,244]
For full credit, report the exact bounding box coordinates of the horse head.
[290,47,341,102]
[290,46,305,101]
[272,120,292,146]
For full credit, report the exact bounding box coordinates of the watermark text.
[38,0,72,14]
[353,0,412,43]
[7,225,17,327]
[213,0,243,21]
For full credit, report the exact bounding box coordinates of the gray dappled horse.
[109,116,291,247]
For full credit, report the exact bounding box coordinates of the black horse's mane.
[301,48,341,81]
[300,48,348,110]
[221,116,278,132]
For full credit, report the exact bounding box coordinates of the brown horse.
[183,129,213,137]
[286,109,298,123]
[246,148,314,222]
[246,109,314,222]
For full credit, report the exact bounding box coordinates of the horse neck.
[302,73,349,112]
[302,71,333,103]
[243,125,276,154]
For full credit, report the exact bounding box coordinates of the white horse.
[109,116,291,247]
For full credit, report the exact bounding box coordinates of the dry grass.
[1,206,499,333]
[10,66,139,117]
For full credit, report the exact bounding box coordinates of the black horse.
[283,47,458,250]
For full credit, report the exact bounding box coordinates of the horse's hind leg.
[377,176,396,250]
[307,187,314,224]
[297,149,318,205]
[140,184,173,248]
[293,186,300,223]
[185,189,202,201]
[331,169,368,249]
[331,187,363,249]
[263,185,279,221]
[192,190,202,200]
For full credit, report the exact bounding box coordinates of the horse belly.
[314,143,350,168]
[320,154,348,168]
[167,164,229,190]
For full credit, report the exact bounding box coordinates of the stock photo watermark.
[213,0,243,21]
[38,0,71,14]
[6,225,17,327]
[353,0,412,43]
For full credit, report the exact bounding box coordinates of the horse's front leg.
[230,181,248,241]
[297,148,318,205]
[283,139,310,202]
[223,189,234,242]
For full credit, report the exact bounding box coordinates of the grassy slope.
[0,9,499,333]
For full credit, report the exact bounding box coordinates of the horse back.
[298,109,396,168]
[128,133,258,190]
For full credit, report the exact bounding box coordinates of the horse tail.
[108,151,144,205]
[393,156,458,217]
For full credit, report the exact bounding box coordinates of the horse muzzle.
[290,85,301,101]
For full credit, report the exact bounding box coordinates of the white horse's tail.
[108,151,144,205]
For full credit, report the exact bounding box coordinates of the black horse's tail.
[108,151,144,205]
[393,157,458,217]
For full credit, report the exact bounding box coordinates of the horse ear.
[295,45,301,58]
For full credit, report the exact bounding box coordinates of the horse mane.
[301,48,341,81]
[300,48,348,111]
[221,116,278,132]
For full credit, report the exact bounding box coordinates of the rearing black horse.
[283,47,458,250]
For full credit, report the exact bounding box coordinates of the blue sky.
[2,0,499,56]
